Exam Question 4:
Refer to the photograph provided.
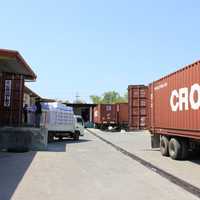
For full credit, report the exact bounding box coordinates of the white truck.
[41,102,84,142]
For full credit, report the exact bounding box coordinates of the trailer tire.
[169,138,182,160]
[160,136,169,156]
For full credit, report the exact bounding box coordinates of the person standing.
[35,99,42,128]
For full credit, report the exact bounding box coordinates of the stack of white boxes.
[41,102,74,126]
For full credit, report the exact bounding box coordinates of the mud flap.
[151,134,160,148]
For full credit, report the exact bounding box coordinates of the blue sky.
[1,0,200,102]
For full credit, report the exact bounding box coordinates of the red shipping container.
[116,103,128,125]
[132,107,147,116]
[149,60,200,139]
[93,104,117,125]
[131,99,147,107]
[130,116,148,129]
[128,85,148,130]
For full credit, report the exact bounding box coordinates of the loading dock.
[0,49,47,152]
[66,103,97,123]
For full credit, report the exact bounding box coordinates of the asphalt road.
[0,129,199,200]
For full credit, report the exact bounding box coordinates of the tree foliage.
[90,95,102,104]
[90,90,128,104]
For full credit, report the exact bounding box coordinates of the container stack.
[41,102,74,126]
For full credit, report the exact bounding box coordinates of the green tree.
[102,91,120,104]
[90,95,102,104]
[90,90,128,104]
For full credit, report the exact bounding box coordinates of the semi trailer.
[149,60,200,160]
[93,103,129,130]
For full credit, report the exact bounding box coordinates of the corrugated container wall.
[149,60,200,139]
[116,103,128,125]
[93,104,117,125]
[128,85,148,130]
[0,73,24,126]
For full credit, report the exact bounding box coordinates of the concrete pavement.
[90,128,200,189]
[0,130,199,200]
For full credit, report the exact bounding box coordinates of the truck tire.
[169,138,182,160]
[160,136,169,156]
[73,131,80,141]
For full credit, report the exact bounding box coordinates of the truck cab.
[74,115,85,136]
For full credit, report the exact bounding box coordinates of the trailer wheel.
[160,136,169,156]
[169,138,182,160]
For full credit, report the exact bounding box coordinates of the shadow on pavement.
[141,148,200,165]
[188,151,200,166]
[47,138,91,152]
[0,138,91,199]
[0,151,36,200]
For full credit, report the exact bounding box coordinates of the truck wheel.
[169,138,182,160]
[180,139,189,160]
[160,136,169,156]
[73,132,80,141]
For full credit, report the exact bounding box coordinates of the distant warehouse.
[66,103,97,123]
